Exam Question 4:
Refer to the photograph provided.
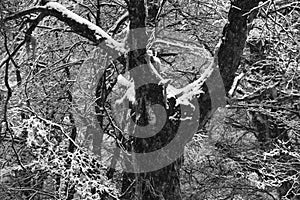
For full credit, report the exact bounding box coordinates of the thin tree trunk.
[199,0,267,126]
[65,67,77,200]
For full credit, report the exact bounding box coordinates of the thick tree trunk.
[121,0,265,199]
[121,1,182,199]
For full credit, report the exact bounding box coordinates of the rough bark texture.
[121,1,182,199]
[199,0,266,126]
[218,0,265,92]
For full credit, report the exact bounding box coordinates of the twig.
[118,180,136,198]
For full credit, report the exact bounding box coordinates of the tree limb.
[3,2,127,56]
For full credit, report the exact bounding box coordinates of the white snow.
[45,2,126,54]
[173,62,214,108]
[228,73,244,97]
[117,74,133,88]
[43,3,217,110]
[115,83,135,105]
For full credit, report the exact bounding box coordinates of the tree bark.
[199,0,266,126]
[120,0,266,199]
[121,1,182,199]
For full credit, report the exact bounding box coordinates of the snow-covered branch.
[115,52,216,109]
[4,2,218,110]
[154,38,211,57]
[3,2,127,57]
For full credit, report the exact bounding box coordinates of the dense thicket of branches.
[0,0,299,200]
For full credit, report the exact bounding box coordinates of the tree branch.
[3,2,127,57]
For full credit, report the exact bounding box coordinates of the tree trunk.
[121,0,265,199]
[65,68,77,200]
[121,1,182,199]
[199,0,267,126]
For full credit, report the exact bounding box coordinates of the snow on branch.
[228,72,244,97]
[170,57,215,108]
[4,2,218,110]
[154,38,211,57]
[44,2,126,53]
[114,51,216,110]
[3,2,126,56]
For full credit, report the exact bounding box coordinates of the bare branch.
[108,11,129,35]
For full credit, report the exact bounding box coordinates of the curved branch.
[108,11,129,35]
[3,2,127,57]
